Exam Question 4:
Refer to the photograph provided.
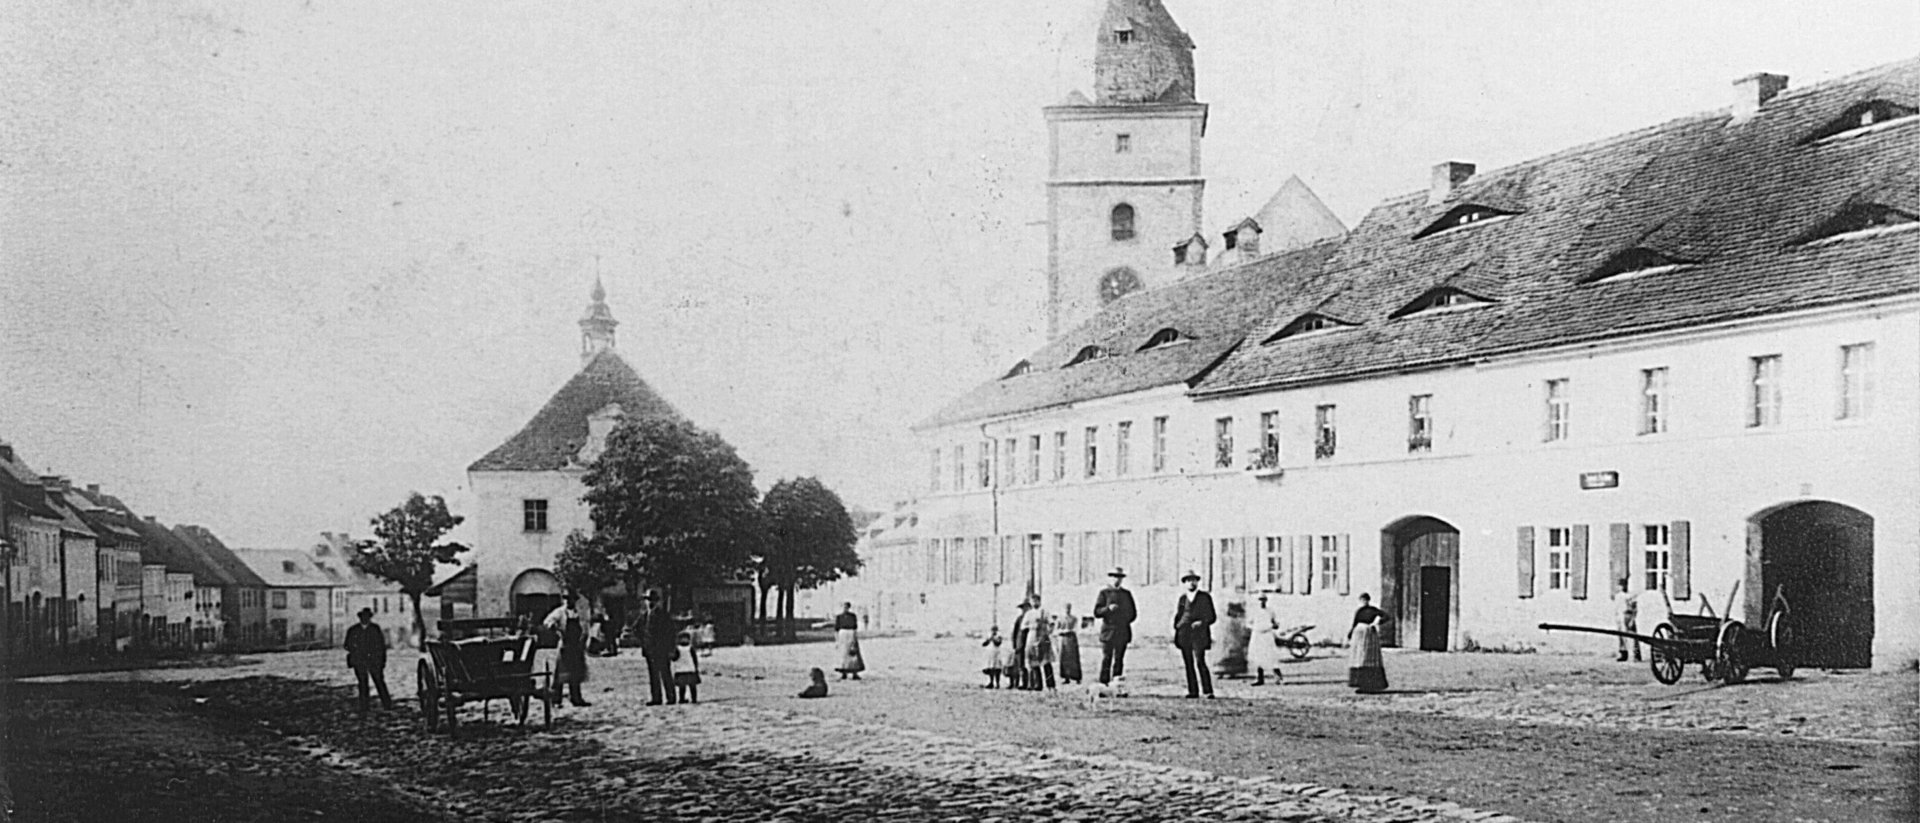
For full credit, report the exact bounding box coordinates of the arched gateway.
[1748,501,1874,669]
[1380,516,1460,650]
[508,568,564,624]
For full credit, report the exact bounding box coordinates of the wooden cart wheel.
[1648,623,1683,685]
[417,661,440,732]
[1716,621,1748,685]
[1286,632,1311,660]
[1768,611,1795,680]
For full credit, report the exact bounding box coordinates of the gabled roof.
[916,240,1338,429]
[230,549,343,589]
[128,516,206,578]
[66,488,145,546]
[0,445,62,519]
[1197,57,1920,396]
[468,349,682,472]
[174,524,268,588]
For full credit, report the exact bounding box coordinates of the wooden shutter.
[1608,523,1630,593]
[1670,520,1691,601]
[1337,534,1352,595]
[1243,534,1259,592]
[1277,536,1293,594]
[1516,526,1535,598]
[1570,525,1590,600]
[1296,535,1313,594]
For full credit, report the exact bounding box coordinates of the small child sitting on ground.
[798,667,829,699]
[981,626,1005,689]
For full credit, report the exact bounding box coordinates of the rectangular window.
[522,499,549,533]
[271,590,287,609]
[1317,535,1341,591]
[1544,379,1571,441]
[1115,529,1135,576]
[1052,533,1069,584]
[1643,524,1671,593]
[1640,368,1668,435]
[1314,404,1337,459]
[1080,531,1103,585]
[1262,536,1285,588]
[1546,527,1572,590]
[1151,416,1169,473]
[1214,417,1234,468]
[1115,421,1132,476]
[299,623,316,641]
[974,537,991,584]
[1084,426,1100,478]
[1147,527,1174,586]
[929,449,942,492]
[953,445,966,490]
[1257,411,1280,468]
[1115,133,1132,153]
[1002,439,1018,486]
[300,590,317,610]
[924,539,940,584]
[977,440,993,488]
[1052,432,1067,481]
[1839,343,1874,420]
[1408,395,1433,453]
[1027,434,1042,484]
[1749,355,1782,428]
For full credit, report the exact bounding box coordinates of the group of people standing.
[982,592,1087,690]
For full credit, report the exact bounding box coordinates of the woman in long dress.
[833,602,865,680]
[1054,603,1082,685]
[1249,592,1283,686]
[1346,593,1388,693]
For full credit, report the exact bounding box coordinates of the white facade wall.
[61,533,98,645]
[469,468,593,618]
[889,301,1918,668]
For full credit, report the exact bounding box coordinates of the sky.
[3,1,1916,549]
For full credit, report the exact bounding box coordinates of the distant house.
[307,532,411,649]
[2,444,94,657]
[173,524,267,651]
[232,549,342,650]
[129,516,210,649]
[38,479,101,650]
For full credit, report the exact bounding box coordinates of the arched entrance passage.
[508,568,564,623]
[1748,501,1873,668]
[1380,516,1460,650]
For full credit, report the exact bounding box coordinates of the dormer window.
[1263,313,1353,343]
[1114,28,1134,44]
[1583,247,1693,284]
[1139,328,1186,351]
[1798,203,1919,245]
[1002,360,1032,379]
[1413,204,1518,240]
[1804,99,1919,143]
[1111,204,1136,241]
[1391,287,1492,319]
[1065,345,1111,367]
[1222,232,1237,250]
[282,561,298,574]
[1115,133,1132,153]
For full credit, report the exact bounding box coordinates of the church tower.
[579,275,618,363]
[1043,0,1207,339]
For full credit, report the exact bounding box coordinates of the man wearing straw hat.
[1092,566,1136,686]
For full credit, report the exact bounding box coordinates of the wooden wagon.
[1541,583,1795,686]
[417,618,555,733]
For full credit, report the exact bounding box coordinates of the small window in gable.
[1002,360,1032,379]
[1263,313,1350,343]
[1391,287,1491,319]
[1805,99,1919,143]
[1111,204,1136,241]
[1139,328,1184,351]
[1583,247,1693,284]
[1799,203,1919,244]
[1413,204,1518,240]
[1114,29,1134,44]
[1065,345,1110,367]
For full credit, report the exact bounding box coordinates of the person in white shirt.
[1248,592,1283,686]
[1613,577,1642,662]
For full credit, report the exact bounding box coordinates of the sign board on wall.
[1579,471,1620,490]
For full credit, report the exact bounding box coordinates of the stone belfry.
[1044,0,1208,339]
[579,275,618,363]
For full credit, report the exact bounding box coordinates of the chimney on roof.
[86,484,100,495]
[146,515,158,523]
[39,475,69,493]
[1731,73,1789,122]
[1429,161,1476,205]
[0,443,13,462]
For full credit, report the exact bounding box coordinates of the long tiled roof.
[174,524,268,588]
[468,349,682,472]
[129,516,206,578]
[917,240,1338,429]
[230,548,341,589]
[1196,58,1920,396]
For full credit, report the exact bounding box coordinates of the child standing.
[981,626,1005,688]
[671,628,701,704]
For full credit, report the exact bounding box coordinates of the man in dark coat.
[1092,567,1137,685]
[1173,570,1216,698]
[343,607,393,715]
[640,589,679,706]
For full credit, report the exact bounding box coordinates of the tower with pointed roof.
[580,275,618,363]
[1043,0,1208,339]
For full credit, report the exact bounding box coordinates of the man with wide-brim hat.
[1093,566,1137,686]
[343,606,393,715]
[1173,569,1217,698]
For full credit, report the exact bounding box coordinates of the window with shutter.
[1516,526,1536,598]
[1296,535,1313,594]
[1570,525,1590,600]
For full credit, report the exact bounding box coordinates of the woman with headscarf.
[1347,593,1388,694]
[833,602,865,680]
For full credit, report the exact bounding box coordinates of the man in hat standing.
[1173,570,1216,698]
[640,589,679,706]
[343,607,393,715]
[1092,567,1136,686]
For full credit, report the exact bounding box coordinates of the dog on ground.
[1081,676,1123,709]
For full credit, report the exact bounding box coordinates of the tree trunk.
[756,581,772,631]
[408,591,427,648]
[781,584,797,641]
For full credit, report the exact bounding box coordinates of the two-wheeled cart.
[417,617,555,734]
[1540,583,1794,686]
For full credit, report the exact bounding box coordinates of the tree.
[581,416,761,612]
[554,529,619,599]
[759,476,861,641]
[350,492,468,646]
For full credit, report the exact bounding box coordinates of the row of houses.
[1,437,414,664]
[837,3,1918,671]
